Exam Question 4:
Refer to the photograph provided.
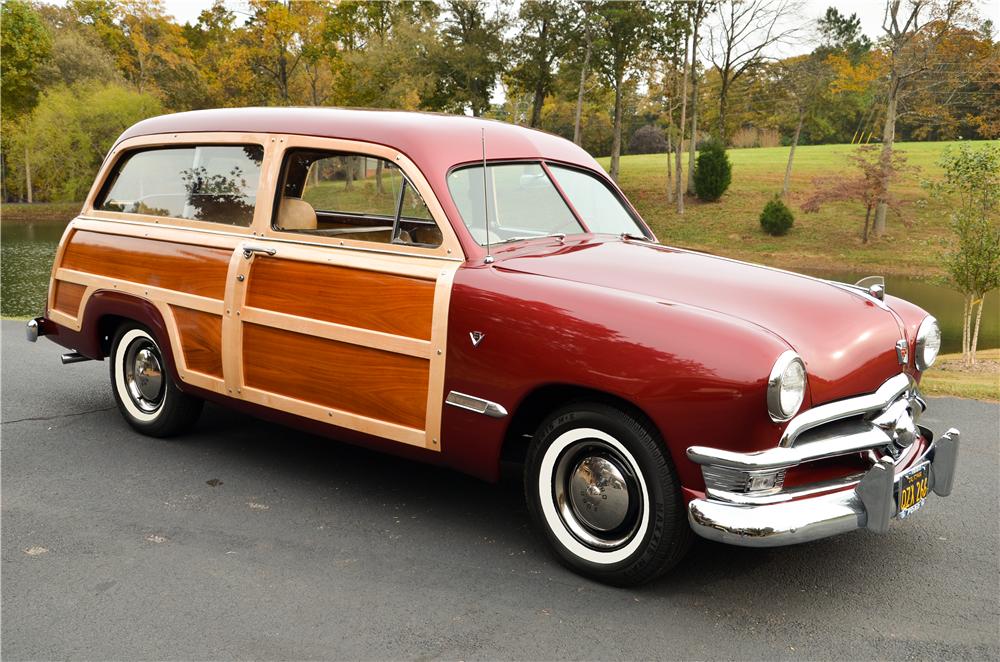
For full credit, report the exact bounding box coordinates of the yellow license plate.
[896,462,930,518]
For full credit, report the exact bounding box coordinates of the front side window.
[274,150,442,247]
[447,163,582,245]
[98,145,263,227]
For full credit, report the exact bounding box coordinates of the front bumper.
[688,427,960,547]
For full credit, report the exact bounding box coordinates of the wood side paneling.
[171,306,223,378]
[245,259,435,340]
[61,230,230,300]
[242,323,429,429]
[52,281,86,316]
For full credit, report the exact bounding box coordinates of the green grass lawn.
[599,140,999,277]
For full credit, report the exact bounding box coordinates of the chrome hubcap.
[125,340,164,413]
[553,440,642,550]
[569,456,630,531]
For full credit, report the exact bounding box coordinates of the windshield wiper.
[496,233,567,245]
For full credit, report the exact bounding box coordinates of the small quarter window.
[274,149,442,247]
[98,145,263,227]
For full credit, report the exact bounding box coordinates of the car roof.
[116,107,602,175]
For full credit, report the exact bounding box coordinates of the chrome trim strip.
[445,391,508,418]
[779,372,911,447]
[706,473,865,506]
[75,216,465,262]
[688,428,960,547]
[688,428,891,471]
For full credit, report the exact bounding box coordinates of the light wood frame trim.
[81,132,280,237]
[261,134,464,260]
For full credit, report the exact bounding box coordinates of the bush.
[759,195,795,236]
[628,124,667,154]
[694,139,732,201]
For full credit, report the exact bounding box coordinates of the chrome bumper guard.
[26,317,45,343]
[688,428,960,547]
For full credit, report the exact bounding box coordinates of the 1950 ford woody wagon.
[27,108,961,585]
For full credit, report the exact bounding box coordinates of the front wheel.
[109,324,202,437]
[524,402,692,586]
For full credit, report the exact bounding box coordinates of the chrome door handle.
[242,245,276,259]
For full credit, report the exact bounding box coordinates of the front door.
[229,137,462,451]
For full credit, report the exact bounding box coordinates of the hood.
[493,237,908,405]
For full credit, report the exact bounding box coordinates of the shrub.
[759,195,795,236]
[694,139,732,201]
[628,124,668,154]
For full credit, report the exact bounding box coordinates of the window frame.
[85,132,272,236]
[263,135,462,259]
[445,158,653,247]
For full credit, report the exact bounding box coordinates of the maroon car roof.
[115,107,601,174]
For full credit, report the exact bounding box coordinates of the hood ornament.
[470,331,485,347]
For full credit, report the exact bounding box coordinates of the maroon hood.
[493,237,908,405]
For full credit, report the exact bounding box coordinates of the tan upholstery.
[276,197,317,230]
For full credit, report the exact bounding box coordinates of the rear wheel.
[524,402,691,586]
[109,324,202,437]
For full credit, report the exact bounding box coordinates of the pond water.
[2,217,997,354]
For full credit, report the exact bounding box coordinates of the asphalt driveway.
[2,320,998,660]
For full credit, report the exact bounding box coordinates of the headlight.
[767,351,806,422]
[915,316,941,371]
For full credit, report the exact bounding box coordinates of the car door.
[228,135,463,451]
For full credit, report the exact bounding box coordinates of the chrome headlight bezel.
[915,316,941,371]
[767,351,807,422]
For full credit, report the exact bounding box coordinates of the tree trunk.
[970,296,984,366]
[24,144,32,204]
[782,110,804,197]
[873,77,899,237]
[375,160,384,194]
[345,156,355,190]
[718,76,730,143]
[961,294,971,365]
[530,82,545,128]
[862,204,872,243]
[666,124,674,203]
[675,29,690,214]
[610,72,624,182]
[573,38,592,146]
[686,4,702,195]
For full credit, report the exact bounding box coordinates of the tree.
[927,143,1000,366]
[1,0,53,203]
[686,0,712,195]
[508,0,569,128]
[816,6,873,62]
[705,0,801,142]
[590,1,663,181]
[426,0,506,116]
[693,138,732,201]
[871,0,971,237]
[776,53,832,196]
[1,0,53,117]
[801,145,910,243]
[629,125,668,154]
[569,3,596,145]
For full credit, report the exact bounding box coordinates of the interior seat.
[276,197,317,231]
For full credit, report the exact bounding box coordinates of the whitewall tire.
[525,402,692,585]
[109,324,202,437]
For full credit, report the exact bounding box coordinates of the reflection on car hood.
[494,237,908,404]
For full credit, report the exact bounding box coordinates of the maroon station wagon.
[27,108,960,585]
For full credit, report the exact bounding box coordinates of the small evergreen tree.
[693,138,732,202]
[759,195,794,235]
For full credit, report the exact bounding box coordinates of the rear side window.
[98,145,264,227]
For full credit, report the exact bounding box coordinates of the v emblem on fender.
[470,331,485,347]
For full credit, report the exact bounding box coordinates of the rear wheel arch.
[79,291,182,385]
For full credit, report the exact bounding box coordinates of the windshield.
[447,162,645,246]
